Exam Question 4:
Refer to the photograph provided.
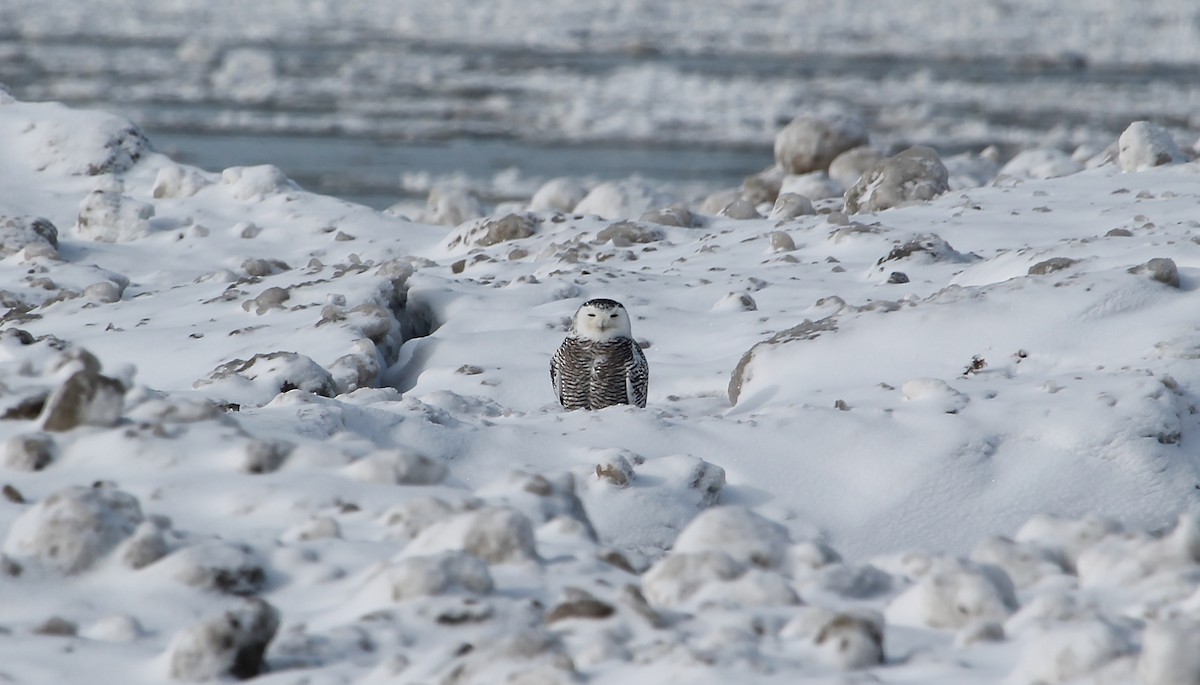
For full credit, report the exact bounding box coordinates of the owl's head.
[572,298,633,341]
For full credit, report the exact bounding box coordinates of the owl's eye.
[587,313,596,317]
[610,313,618,318]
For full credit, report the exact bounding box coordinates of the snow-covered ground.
[4,79,1200,684]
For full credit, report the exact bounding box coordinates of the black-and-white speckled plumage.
[551,299,648,410]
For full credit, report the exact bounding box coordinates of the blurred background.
[2,0,1197,210]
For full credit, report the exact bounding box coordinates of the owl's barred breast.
[551,336,647,410]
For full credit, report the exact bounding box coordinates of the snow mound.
[1119,121,1186,172]
[3,485,144,574]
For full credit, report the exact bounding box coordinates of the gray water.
[149,132,772,210]
[3,29,1197,209]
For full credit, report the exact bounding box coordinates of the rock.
[673,506,792,571]
[2,485,143,574]
[768,194,814,222]
[774,114,869,175]
[828,146,884,188]
[477,214,537,247]
[546,593,616,624]
[240,258,290,278]
[152,163,213,198]
[121,521,170,569]
[477,470,596,538]
[1119,121,1185,172]
[167,599,280,682]
[221,164,296,201]
[901,378,968,414]
[574,181,673,220]
[280,516,340,542]
[780,171,844,201]
[0,215,59,258]
[530,178,588,212]
[241,439,293,474]
[640,206,696,228]
[33,616,78,637]
[5,432,55,471]
[344,448,448,486]
[876,233,978,267]
[768,230,797,252]
[699,188,743,216]
[17,108,149,176]
[728,318,839,404]
[381,497,459,542]
[40,368,125,431]
[389,551,494,601]
[167,542,269,595]
[781,607,886,670]
[641,551,743,607]
[719,198,762,220]
[595,220,664,246]
[712,292,757,312]
[1128,257,1180,288]
[75,190,155,242]
[445,213,537,250]
[462,507,539,564]
[407,506,539,565]
[83,281,124,303]
[997,148,1083,180]
[82,614,145,642]
[244,286,289,314]
[329,342,383,394]
[194,351,336,407]
[741,167,784,205]
[844,146,950,214]
[425,187,483,226]
[886,561,1017,630]
[1028,257,1078,275]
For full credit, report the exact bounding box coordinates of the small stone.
[41,369,126,431]
[768,231,796,252]
[242,439,293,475]
[33,617,78,637]
[5,433,55,471]
[887,272,910,284]
[1028,257,1078,275]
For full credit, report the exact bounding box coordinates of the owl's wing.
[550,345,565,404]
[626,341,649,408]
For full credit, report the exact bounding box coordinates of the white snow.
[3,51,1200,685]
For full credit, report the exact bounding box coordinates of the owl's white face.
[572,299,633,341]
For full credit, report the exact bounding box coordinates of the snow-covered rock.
[530,177,588,212]
[886,560,1018,630]
[768,193,814,221]
[3,485,144,574]
[671,506,792,571]
[774,114,869,175]
[997,148,1083,180]
[844,146,949,214]
[75,190,155,242]
[574,180,673,220]
[167,599,280,681]
[1118,121,1186,172]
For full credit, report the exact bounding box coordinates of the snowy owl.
[551,298,649,410]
